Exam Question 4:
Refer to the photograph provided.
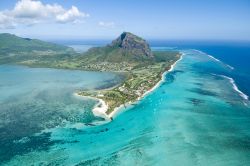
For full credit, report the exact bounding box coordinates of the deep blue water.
[150,40,250,98]
[0,41,250,165]
[195,44,250,98]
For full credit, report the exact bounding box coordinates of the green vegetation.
[0,32,181,116]
[78,52,180,114]
[0,33,76,64]
[76,32,181,115]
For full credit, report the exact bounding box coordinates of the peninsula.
[76,32,181,119]
[0,32,181,120]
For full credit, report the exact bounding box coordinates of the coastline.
[108,54,183,118]
[74,93,110,120]
[78,53,183,121]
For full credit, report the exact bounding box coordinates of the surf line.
[212,74,249,101]
[193,49,234,70]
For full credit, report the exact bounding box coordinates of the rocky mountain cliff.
[109,32,153,57]
[80,32,154,64]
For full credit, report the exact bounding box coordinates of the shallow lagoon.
[0,66,123,162]
[1,49,250,166]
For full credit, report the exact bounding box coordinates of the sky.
[0,0,250,40]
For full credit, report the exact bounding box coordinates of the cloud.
[0,0,89,29]
[56,6,89,23]
[99,21,115,28]
[0,12,15,29]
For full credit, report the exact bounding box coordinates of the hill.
[0,33,75,64]
[80,32,153,64]
[0,32,179,72]
[75,32,178,71]
[77,32,181,116]
[0,32,181,117]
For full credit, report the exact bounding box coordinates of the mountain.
[79,32,155,64]
[0,32,179,72]
[110,32,153,57]
[77,33,181,115]
[0,33,75,64]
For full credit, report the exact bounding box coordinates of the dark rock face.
[110,32,153,57]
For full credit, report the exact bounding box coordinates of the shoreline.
[108,54,183,118]
[74,93,110,120]
[76,53,183,121]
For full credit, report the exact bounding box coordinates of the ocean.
[0,41,249,165]
[151,40,250,98]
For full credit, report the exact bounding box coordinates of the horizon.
[2,32,250,44]
[0,0,250,41]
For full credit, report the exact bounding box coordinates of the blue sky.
[0,0,250,40]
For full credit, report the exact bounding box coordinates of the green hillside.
[73,32,179,71]
[0,32,181,114]
[0,33,75,64]
[79,32,153,64]
[76,32,181,114]
[0,32,180,73]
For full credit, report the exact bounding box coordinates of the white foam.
[192,49,205,55]
[193,49,234,70]
[208,54,235,70]
[207,55,221,62]
[218,75,248,100]
[192,49,220,62]
[226,64,234,70]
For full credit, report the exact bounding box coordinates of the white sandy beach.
[108,53,184,119]
[74,93,110,120]
[75,53,183,121]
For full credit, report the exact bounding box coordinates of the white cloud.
[56,6,89,23]
[0,12,15,29]
[0,0,89,29]
[99,21,115,28]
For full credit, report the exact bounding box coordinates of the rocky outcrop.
[110,32,153,57]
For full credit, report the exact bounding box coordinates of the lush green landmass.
[0,33,75,64]
[0,32,181,117]
[76,32,181,116]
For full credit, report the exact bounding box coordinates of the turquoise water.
[0,66,123,163]
[1,49,250,165]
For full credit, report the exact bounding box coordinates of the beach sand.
[73,94,110,120]
[76,54,183,121]
[108,54,183,119]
